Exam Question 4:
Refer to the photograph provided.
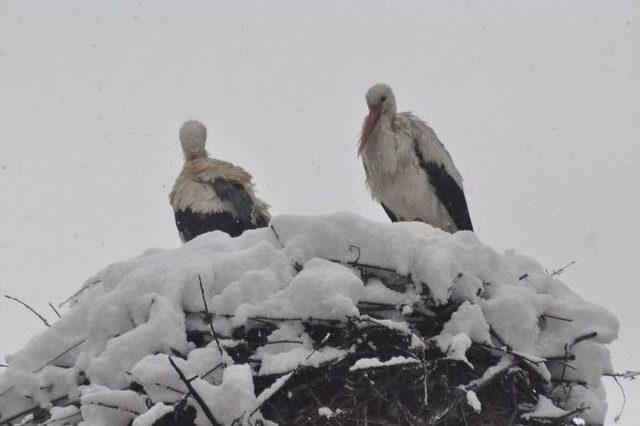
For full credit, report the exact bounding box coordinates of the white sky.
[1,1,639,423]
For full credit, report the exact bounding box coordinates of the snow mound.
[0,213,618,425]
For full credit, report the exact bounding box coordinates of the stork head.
[359,84,396,154]
[180,120,208,161]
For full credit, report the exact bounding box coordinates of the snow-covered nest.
[0,213,619,425]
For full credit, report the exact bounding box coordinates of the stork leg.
[380,203,400,223]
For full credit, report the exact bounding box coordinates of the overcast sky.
[1,1,639,423]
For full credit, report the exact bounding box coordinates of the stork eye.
[381,96,387,102]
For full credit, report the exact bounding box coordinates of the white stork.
[358,84,473,233]
[170,120,271,242]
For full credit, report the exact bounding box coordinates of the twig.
[5,295,50,327]
[32,338,85,373]
[198,275,223,356]
[540,314,573,323]
[249,371,295,418]
[603,371,640,379]
[489,327,511,351]
[41,410,82,425]
[58,278,101,307]
[552,404,590,422]
[82,401,143,416]
[168,356,221,426]
[571,332,598,347]
[0,395,68,425]
[201,362,225,380]
[475,342,545,365]
[549,261,576,277]
[545,354,576,362]
[270,225,285,248]
[447,272,464,292]
[262,340,304,346]
[48,302,62,319]
[612,376,626,423]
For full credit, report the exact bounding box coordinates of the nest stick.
[4,295,50,327]
[168,356,220,425]
[48,302,62,319]
[32,338,85,373]
[198,275,223,356]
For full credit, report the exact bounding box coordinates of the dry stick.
[0,345,78,403]
[540,313,573,322]
[549,260,576,277]
[474,342,545,365]
[58,279,101,307]
[198,276,223,356]
[32,338,86,373]
[48,302,62,319]
[611,376,626,423]
[82,401,144,416]
[249,332,337,418]
[262,340,304,346]
[571,331,598,347]
[41,410,82,425]
[603,370,640,379]
[0,395,68,425]
[248,372,295,418]
[201,362,225,380]
[4,295,50,327]
[168,356,221,426]
[489,327,511,350]
[269,225,285,248]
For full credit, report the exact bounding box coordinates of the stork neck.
[367,114,392,146]
[184,149,208,161]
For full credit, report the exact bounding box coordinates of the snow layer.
[349,356,419,371]
[0,213,619,424]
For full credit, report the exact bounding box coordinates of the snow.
[190,364,264,425]
[0,212,619,424]
[131,403,173,426]
[318,407,344,418]
[257,346,349,376]
[349,356,419,371]
[46,405,82,425]
[521,395,569,420]
[465,390,481,412]
[80,386,148,425]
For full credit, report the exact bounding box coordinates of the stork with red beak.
[359,84,473,233]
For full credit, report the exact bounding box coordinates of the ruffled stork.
[170,120,270,242]
[359,84,473,233]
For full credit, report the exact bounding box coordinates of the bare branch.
[198,275,223,356]
[48,302,62,319]
[5,295,50,327]
[549,260,576,277]
[168,356,221,426]
[32,338,85,373]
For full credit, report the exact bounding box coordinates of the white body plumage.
[359,84,472,233]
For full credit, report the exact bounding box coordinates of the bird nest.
[155,265,590,426]
[1,225,618,426]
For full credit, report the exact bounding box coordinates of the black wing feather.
[413,140,474,231]
[175,209,246,241]
[381,203,400,223]
[212,178,255,228]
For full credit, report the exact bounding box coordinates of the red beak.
[358,106,381,155]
